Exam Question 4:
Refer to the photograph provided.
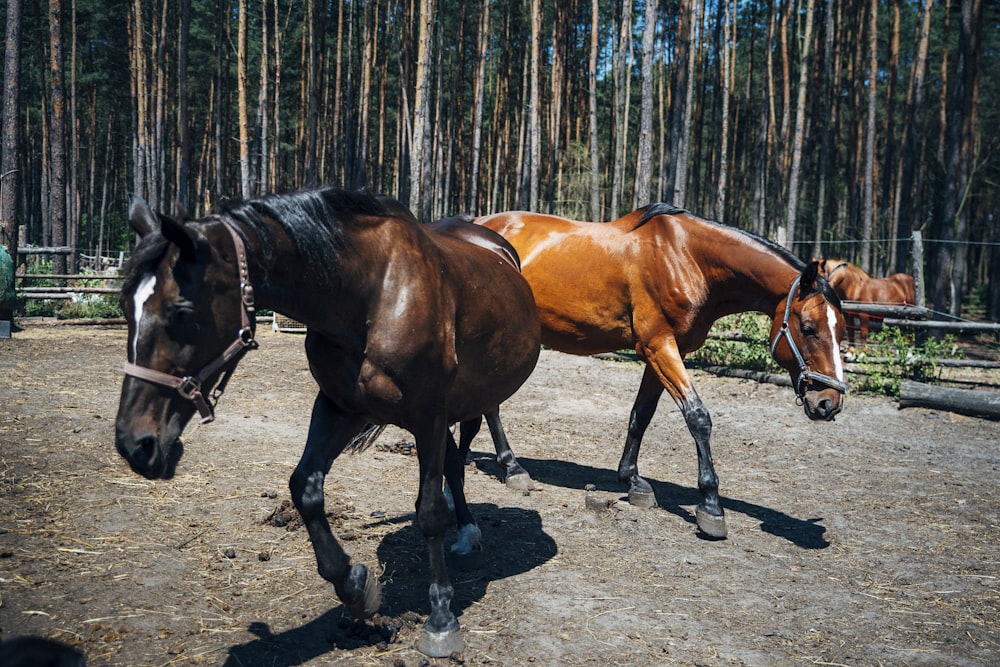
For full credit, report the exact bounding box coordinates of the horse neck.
[690,225,801,319]
[224,215,367,327]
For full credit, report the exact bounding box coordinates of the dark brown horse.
[818,259,917,343]
[114,187,541,657]
[475,203,847,539]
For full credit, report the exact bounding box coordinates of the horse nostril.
[131,434,159,470]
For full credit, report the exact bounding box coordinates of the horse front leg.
[289,392,382,619]
[617,365,665,508]
[640,342,726,538]
[414,415,465,657]
[679,392,725,539]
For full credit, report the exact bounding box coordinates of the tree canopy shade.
[2,0,999,319]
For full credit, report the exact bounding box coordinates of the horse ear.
[799,260,821,296]
[128,195,159,237]
[160,214,199,262]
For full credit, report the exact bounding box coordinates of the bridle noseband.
[123,221,259,424]
[768,276,849,399]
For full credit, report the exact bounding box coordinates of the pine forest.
[1,0,998,318]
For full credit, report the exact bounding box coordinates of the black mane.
[218,186,397,281]
[122,187,399,292]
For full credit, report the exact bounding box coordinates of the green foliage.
[19,258,123,320]
[852,327,961,397]
[691,313,782,373]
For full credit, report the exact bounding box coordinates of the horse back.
[426,215,522,270]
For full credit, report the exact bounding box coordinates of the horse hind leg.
[290,393,382,620]
[617,365,665,509]
[443,424,482,557]
[483,409,533,490]
[414,418,465,657]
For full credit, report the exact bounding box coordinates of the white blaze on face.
[826,304,845,383]
[131,273,157,361]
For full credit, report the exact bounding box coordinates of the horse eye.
[168,305,198,336]
[800,323,818,337]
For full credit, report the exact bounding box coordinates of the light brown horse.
[475,203,847,539]
[818,259,917,343]
[114,187,541,657]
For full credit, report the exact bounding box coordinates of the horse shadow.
[467,451,829,550]
[222,502,554,667]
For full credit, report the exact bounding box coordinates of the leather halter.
[768,276,849,398]
[123,220,258,424]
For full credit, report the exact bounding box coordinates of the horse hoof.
[344,563,382,619]
[450,523,482,557]
[628,488,657,509]
[695,507,728,539]
[505,472,534,491]
[417,625,464,658]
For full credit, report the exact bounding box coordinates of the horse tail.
[347,423,387,453]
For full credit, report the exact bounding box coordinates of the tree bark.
[49,0,68,275]
[784,0,816,251]
[469,0,491,213]
[588,0,600,220]
[525,0,542,211]
[632,0,656,209]
[409,0,434,220]
[860,0,878,273]
[237,0,250,198]
[611,0,632,216]
[894,0,933,274]
[1,0,21,260]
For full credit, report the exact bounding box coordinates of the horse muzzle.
[114,426,184,479]
[801,388,844,421]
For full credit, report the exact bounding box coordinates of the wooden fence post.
[910,230,925,308]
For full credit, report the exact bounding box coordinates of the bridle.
[768,275,849,399]
[122,220,259,424]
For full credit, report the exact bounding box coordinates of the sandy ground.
[1,322,998,666]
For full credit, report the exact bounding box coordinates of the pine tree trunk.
[894,0,933,274]
[784,0,816,251]
[588,0,600,220]
[632,0,656,209]
[49,0,68,275]
[469,0,490,213]
[1,0,21,260]
[860,0,878,273]
[409,0,434,220]
[714,0,733,223]
[610,0,632,217]
[526,0,542,211]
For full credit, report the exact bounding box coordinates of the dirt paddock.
[1,322,998,666]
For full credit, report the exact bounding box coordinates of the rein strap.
[123,220,258,424]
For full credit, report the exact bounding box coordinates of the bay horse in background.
[475,204,848,539]
[818,259,917,344]
[113,187,541,657]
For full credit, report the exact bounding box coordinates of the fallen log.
[882,318,1000,334]
[898,380,1000,420]
[840,301,931,319]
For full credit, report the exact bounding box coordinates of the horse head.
[114,197,256,479]
[768,260,847,421]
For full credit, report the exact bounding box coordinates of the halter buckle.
[177,376,202,400]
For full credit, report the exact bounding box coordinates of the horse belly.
[521,261,634,356]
